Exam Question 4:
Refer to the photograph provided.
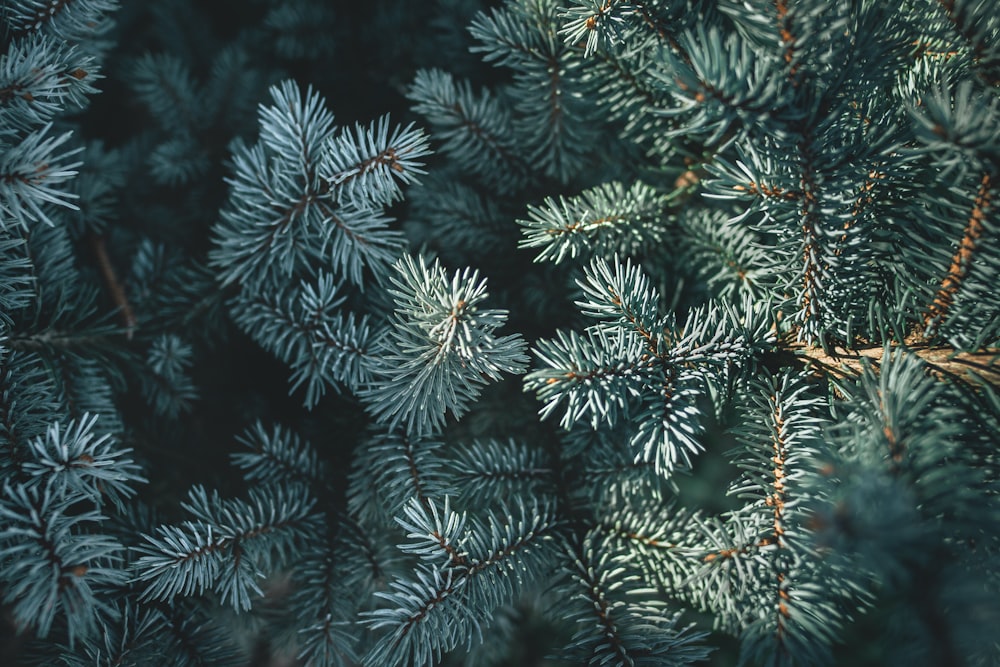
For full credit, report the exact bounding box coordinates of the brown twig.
[786,339,1000,389]
[923,171,993,336]
[90,235,136,340]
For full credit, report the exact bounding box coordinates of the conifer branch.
[133,485,318,611]
[935,0,1000,84]
[519,182,667,263]
[732,181,799,201]
[0,482,126,643]
[233,279,375,403]
[767,396,792,646]
[787,340,1000,389]
[7,328,118,352]
[795,129,827,343]
[923,170,993,336]
[89,234,135,339]
[362,255,528,436]
[348,430,456,528]
[407,69,530,192]
[19,0,76,31]
[559,533,710,665]
[450,438,551,507]
[837,169,883,254]
[774,0,801,84]
[231,422,329,491]
[323,117,431,207]
[4,2,1000,664]
[574,556,635,664]
[129,54,199,135]
[593,48,660,106]
[365,498,558,667]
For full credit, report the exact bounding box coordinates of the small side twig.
[90,234,137,340]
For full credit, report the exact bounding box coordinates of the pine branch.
[20,414,144,510]
[407,68,530,193]
[362,254,528,437]
[210,82,411,288]
[0,483,126,643]
[0,124,82,228]
[590,497,702,597]
[230,422,330,492]
[363,497,559,667]
[556,532,711,665]
[5,0,118,43]
[291,519,363,667]
[923,169,993,336]
[561,0,688,61]
[0,33,97,131]
[133,485,319,611]
[787,339,1000,390]
[936,0,1000,85]
[529,257,773,475]
[156,601,245,667]
[518,182,667,263]
[89,234,135,339]
[230,272,376,407]
[793,127,828,345]
[6,326,123,354]
[449,438,551,508]
[323,116,431,207]
[347,430,452,522]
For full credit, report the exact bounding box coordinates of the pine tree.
[1,1,999,666]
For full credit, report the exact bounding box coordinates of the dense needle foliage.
[1,1,999,666]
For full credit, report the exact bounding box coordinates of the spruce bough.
[1,1,998,665]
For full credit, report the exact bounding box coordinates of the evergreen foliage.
[1,0,999,666]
